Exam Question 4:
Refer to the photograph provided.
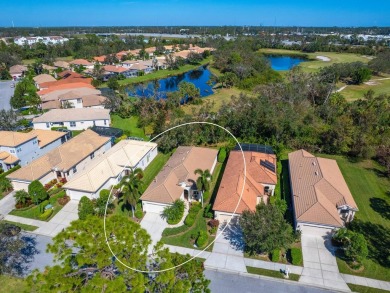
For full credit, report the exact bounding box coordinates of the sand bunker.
[316,56,331,62]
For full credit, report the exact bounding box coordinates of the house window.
[77,98,82,103]
[90,152,95,159]
[10,149,15,153]
[46,123,50,128]
[70,121,76,127]
[72,167,77,173]
[104,120,107,125]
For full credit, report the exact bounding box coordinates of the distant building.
[9,65,27,80]
[33,108,111,131]
[14,36,69,46]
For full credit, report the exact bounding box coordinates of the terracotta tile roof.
[7,130,110,182]
[40,87,101,103]
[9,65,27,74]
[0,151,19,164]
[33,108,110,123]
[128,63,148,71]
[82,94,106,107]
[0,131,37,147]
[288,149,358,227]
[38,83,95,96]
[141,146,218,204]
[213,150,277,214]
[42,64,57,71]
[64,140,157,193]
[33,74,56,85]
[39,77,92,89]
[93,56,106,62]
[57,70,82,79]
[103,65,129,73]
[29,129,66,148]
[53,61,70,69]
[70,59,93,66]
[41,100,61,110]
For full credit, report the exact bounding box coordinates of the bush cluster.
[290,248,302,266]
[271,249,280,262]
[217,147,227,163]
[184,202,202,227]
[162,199,185,225]
[196,230,208,247]
[38,208,53,221]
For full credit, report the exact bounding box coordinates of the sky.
[0,0,389,27]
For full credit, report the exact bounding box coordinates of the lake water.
[126,66,214,99]
[267,56,307,71]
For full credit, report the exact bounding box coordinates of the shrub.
[184,214,196,227]
[203,190,210,202]
[96,189,113,216]
[39,208,53,220]
[135,209,143,219]
[78,196,95,220]
[28,180,48,204]
[290,248,302,265]
[203,204,213,218]
[14,190,30,207]
[196,230,208,247]
[218,147,227,163]
[0,165,21,180]
[58,195,70,206]
[39,200,50,213]
[48,187,64,196]
[208,219,220,228]
[161,199,185,225]
[271,249,280,262]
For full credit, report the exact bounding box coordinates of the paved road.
[0,80,15,110]
[205,270,334,293]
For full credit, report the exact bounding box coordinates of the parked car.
[10,83,15,88]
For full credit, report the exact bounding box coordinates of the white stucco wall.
[33,118,111,131]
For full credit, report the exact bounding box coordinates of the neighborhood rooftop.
[64,140,157,193]
[0,131,36,147]
[140,146,218,204]
[7,130,110,182]
[33,108,110,123]
[288,149,358,227]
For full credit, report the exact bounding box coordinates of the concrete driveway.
[0,191,16,216]
[205,218,246,273]
[140,212,168,249]
[300,227,350,292]
[0,80,16,110]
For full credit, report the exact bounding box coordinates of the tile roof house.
[9,65,27,80]
[33,108,111,131]
[53,60,70,69]
[140,146,218,214]
[213,149,277,222]
[7,129,111,191]
[288,149,358,230]
[33,74,57,89]
[0,130,67,171]
[69,59,94,69]
[64,139,157,200]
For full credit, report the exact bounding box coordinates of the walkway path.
[3,200,79,237]
[0,191,16,216]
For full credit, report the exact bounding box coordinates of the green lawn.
[315,154,390,281]
[114,57,212,87]
[259,49,370,73]
[0,275,29,293]
[9,191,66,222]
[246,266,300,281]
[111,114,148,140]
[347,284,390,293]
[340,78,390,101]
[1,220,38,231]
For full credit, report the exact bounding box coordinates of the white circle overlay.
[103,121,247,273]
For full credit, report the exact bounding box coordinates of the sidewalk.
[0,191,16,216]
[341,274,390,291]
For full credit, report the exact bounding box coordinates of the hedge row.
[38,208,53,221]
[290,248,302,266]
[0,165,21,179]
[184,202,202,227]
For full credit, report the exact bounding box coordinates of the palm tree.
[14,190,29,206]
[194,169,212,192]
[0,178,13,193]
[119,168,144,218]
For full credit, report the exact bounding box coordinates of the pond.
[126,66,215,99]
[267,55,307,71]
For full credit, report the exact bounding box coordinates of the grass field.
[182,87,243,114]
[246,266,300,281]
[111,114,148,140]
[340,78,390,101]
[0,275,28,293]
[347,284,390,293]
[258,49,370,73]
[1,220,38,231]
[316,154,390,281]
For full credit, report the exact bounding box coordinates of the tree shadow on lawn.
[348,219,390,268]
[370,197,390,221]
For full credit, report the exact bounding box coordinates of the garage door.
[299,225,334,237]
[142,201,168,214]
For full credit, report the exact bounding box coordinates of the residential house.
[33,108,111,131]
[64,139,157,200]
[33,74,56,89]
[53,61,70,69]
[9,65,27,80]
[69,59,94,70]
[7,130,111,191]
[213,145,277,222]
[42,64,57,73]
[0,130,67,170]
[93,55,106,64]
[103,65,131,78]
[288,149,358,232]
[56,90,106,109]
[140,146,218,213]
